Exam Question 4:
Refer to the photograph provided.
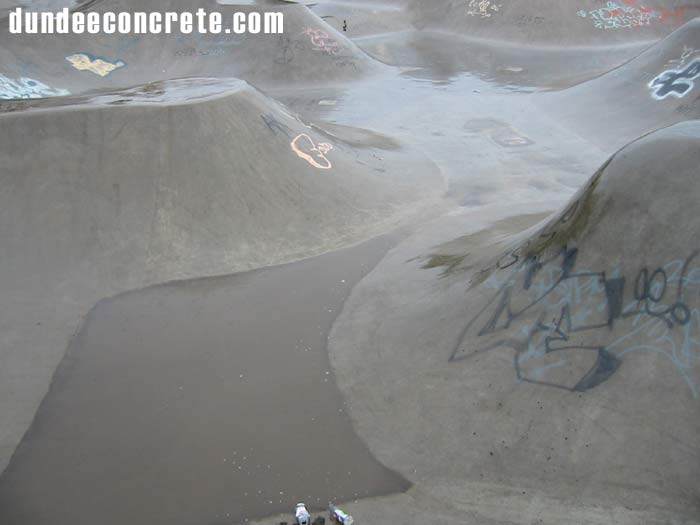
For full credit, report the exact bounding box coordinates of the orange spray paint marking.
[291,134,334,170]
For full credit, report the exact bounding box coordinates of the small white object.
[296,503,311,525]
[329,503,354,524]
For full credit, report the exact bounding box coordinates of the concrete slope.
[289,0,414,39]
[352,30,653,87]
[326,121,700,523]
[288,0,698,44]
[541,17,700,149]
[406,0,699,46]
[0,1,380,98]
[0,77,443,475]
[297,0,699,87]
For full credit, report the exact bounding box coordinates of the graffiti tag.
[291,134,334,170]
[261,113,292,138]
[649,59,700,100]
[175,48,225,58]
[66,53,126,77]
[577,1,659,29]
[667,46,699,68]
[0,74,69,99]
[301,28,341,55]
[452,244,700,398]
[466,0,502,18]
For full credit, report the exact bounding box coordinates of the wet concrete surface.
[0,54,613,525]
[270,70,604,210]
[0,234,408,525]
[353,31,653,89]
[1,2,700,524]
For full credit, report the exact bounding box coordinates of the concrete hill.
[542,17,700,149]
[328,120,700,523]
[298,0,699,87]
[0,77,443,475]
[406,0,700,45]
[453,120,700,399]
[1,78,442,278]
[0,1,379,98]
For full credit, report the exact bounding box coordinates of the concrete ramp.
[452,121,700,397]
[304,0,700,87]
[405,0,699,45]
[0,1,379,97]
[542,17,700,149]
[293,0,699,44]
[2,1,700,524]
[0,77,443,475]
[325,121,700,523]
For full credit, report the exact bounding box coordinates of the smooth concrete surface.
[0,76,445,487]
[0,1,699,524]
[325,125,700,524]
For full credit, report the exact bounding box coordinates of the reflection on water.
[355,30,648,89]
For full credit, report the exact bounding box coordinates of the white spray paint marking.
[649,59,700,100]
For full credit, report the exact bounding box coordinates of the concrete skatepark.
[0,1,699,524]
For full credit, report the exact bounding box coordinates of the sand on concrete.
[0,234,409,525]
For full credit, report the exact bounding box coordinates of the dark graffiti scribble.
[451,245,700,397]
[261,113,292,138]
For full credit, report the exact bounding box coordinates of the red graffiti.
[301,28,341,55]
[657,6,686,23]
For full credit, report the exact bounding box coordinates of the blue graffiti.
[649,59,700,100]
[0,74,69,100]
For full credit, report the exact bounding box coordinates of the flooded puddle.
[0,236,408,525]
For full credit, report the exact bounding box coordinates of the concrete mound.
[327,121,700,523]
[293,0,698,44]
[353,30,650,87]
[405,0,699,46]
[1,77,441,274]
[542,17,700,149]
[0,1,379,98]
[452,121,700,396]
[303,0,699,86]
[0,77,442,475]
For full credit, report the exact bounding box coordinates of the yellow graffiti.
[66,53,126,77]
[291,134,334,170]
